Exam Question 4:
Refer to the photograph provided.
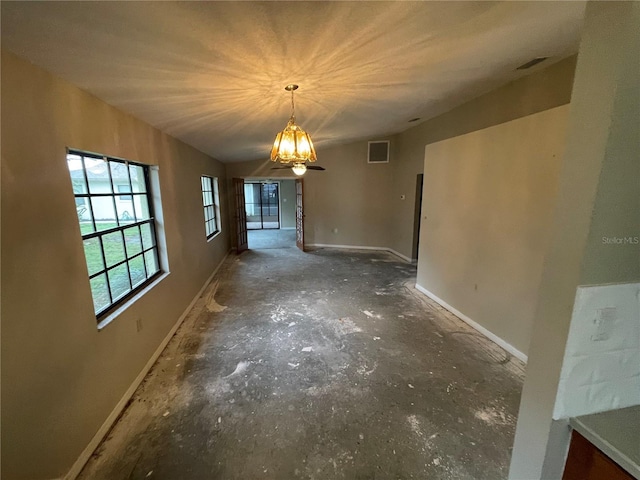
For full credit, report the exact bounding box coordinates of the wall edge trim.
[414,283,528,363]
[64,251,230,480]
[306,243,412,263]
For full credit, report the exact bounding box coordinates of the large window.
[201,176,220,238]
[67,151,161,319]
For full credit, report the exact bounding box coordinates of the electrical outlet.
[136,317,143,333]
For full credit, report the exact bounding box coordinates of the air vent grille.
[368,141,390,164]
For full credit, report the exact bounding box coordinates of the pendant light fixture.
[270,84,317,176]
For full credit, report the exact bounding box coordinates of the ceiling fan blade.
[270,164,326,171]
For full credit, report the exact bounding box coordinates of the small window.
[67,150,162,319]
[201,176,220,238]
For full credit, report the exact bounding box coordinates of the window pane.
[129,255,146,288]
[90,196,118,231]
[108,264,131,300]
[102,231,126,267]
[110,162,130,191]
[145,249,159,276]
[115,196,135,225]
[129,165,146,193]
[207,219,217,237]
[67,154,85,187]
[85,157,112,194]
[70,177,87,196]
[133,194,150,220]
[78,206,95,235]
[140,223,155,250]
[123,226,143,257]
[90,274,111,313]
[116,184,132,201]
[83,238,104,276]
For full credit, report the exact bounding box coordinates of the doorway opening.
[411,174,423,262]
[245,182,280,230]
[233,179,303,251]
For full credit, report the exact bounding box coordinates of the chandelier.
[270,84,317,176]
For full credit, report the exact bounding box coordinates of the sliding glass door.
[244,182,279,230]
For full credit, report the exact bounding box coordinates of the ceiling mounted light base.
[270,84,317,170]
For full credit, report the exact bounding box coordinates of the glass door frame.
[244,181,280,230]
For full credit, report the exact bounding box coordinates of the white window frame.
[201,175,221,239]
[67,150,162,321]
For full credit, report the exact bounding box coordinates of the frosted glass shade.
[291,163,307,176]
[270,118,317,164]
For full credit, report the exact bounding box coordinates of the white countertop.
[570,405,640,479]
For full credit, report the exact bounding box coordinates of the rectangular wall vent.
[368,140,390,163]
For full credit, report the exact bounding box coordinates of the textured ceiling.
[1,1,585,163]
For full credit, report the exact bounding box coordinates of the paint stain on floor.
[78,248,524,480]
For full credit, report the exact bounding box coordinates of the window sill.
[97,272,170,331]
[207,230,222,243]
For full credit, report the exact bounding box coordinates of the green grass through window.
[80,221,156,313]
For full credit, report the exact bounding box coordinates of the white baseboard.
[414,283,528,363]
[280,227,296,230]
[306,243,412,263]
[64,253,229,480]
[387,248,413,263]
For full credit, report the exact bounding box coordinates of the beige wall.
[225,140,394,251]
[390,55,577,260]
[1,50,230,479]
[279,180,296,229]
[416,105,570,357]
[304,140,393,248]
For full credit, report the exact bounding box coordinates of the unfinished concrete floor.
[248,229,296,249]
[79,247,525,480]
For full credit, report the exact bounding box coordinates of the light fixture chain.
[270,83,317,169]
[290,88,295,119]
